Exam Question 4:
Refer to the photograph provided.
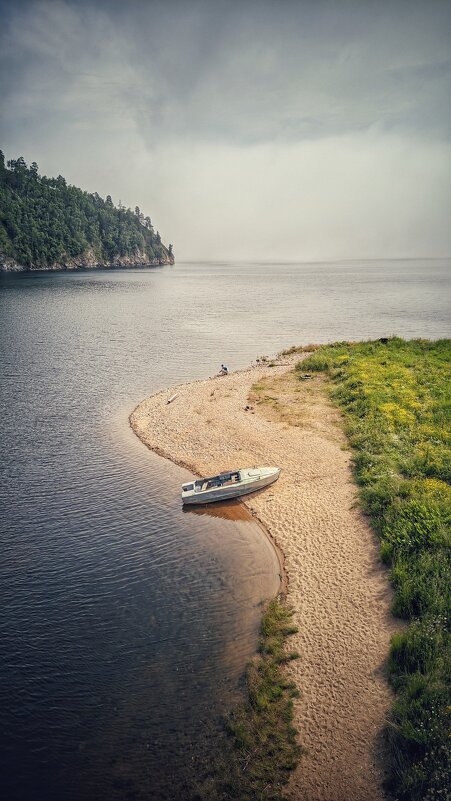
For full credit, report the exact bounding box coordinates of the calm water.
[1,259,450,801]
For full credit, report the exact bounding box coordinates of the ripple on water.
[1,260,449,800]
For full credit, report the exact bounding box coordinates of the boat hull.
[182,467,280,505]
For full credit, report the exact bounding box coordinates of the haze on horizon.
[1,0,450,262]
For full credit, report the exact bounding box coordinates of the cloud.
[0,0,450,259]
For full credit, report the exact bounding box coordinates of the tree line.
[0,152,173,269]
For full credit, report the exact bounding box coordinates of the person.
[219,363,228,375]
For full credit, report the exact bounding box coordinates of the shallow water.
[0,259,449,800]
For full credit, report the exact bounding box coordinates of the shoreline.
[130,387,289,598]
[130,355,397,801]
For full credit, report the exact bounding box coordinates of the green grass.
[194,599,301,801]
[301,337,450,801]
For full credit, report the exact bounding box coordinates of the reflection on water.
[184,499,259,521]
[0,259,449,800]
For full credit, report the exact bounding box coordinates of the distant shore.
[130,355,397,801]
[0,255,174,272]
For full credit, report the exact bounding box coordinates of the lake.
[0,259,449,800]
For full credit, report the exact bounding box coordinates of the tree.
[15,156,27,171]
[0,155,172,269]
[168,244,173,256]
[135,205,145,225]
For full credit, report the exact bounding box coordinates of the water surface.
[1,259,449,800]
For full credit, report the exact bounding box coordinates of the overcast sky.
[1,0,450,261]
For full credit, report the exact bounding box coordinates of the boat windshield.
[221,471,241,483]
[193,471,241,491]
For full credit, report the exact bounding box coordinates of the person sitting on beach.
[219,364,228,375]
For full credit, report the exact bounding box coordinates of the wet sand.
[130,356,398,801]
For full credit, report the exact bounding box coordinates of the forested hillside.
[0,152,174,271]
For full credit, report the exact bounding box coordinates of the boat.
[181,466,281,505]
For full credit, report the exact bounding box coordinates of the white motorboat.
[181,466,280,505]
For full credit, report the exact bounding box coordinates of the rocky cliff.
[0,247,174,272]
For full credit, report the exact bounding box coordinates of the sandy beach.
[130,356,398,801]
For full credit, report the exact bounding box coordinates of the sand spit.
[130,357,398,801]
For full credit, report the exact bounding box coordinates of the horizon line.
[177,256,451,265]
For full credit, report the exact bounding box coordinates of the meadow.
[300,338,450,801]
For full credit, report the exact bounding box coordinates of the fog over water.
[1,0,450,261]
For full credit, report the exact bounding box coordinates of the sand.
[130,356,398,801]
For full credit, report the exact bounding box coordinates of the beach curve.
[129,355,398,801]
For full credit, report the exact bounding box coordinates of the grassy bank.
[299,338,450,801]
[196,599,301,801]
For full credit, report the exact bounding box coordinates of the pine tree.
[0,156,174,269]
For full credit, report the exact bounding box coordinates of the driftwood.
[166,393,178,404]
